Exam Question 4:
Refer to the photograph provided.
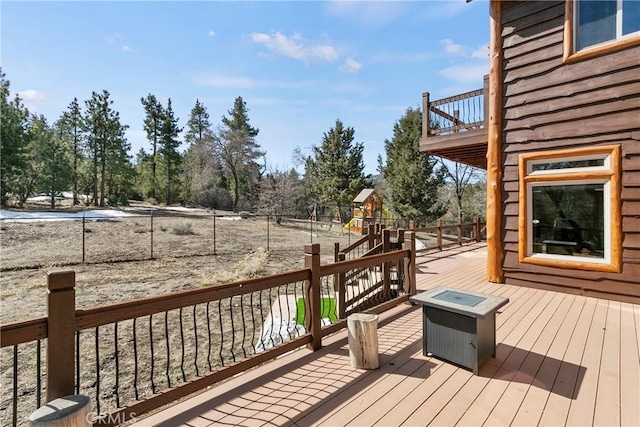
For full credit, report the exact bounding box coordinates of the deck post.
[403,231,416,296]
[422,92,430,139]
[458,217,463,246]
[382,229,391,299]
[437,219,443,250]
[304,244,322,351]
[473,217,481,242]
[338,252,346,319]
[46,270,76,402]
[367,223,375,250]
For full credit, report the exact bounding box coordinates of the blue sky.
[2,0,489,175]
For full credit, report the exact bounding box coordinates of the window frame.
[564,0,640,63]
[518,145,622,273]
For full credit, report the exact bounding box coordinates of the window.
[518,145,621,273]
[564,0,640,62]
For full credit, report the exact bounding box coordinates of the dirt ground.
[0,212,358,324]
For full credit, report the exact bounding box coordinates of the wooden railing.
[1,233,416,426]
[422,76,488,138]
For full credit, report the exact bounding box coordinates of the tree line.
[1,67,485,224]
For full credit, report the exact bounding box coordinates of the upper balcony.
[420,76,488,170]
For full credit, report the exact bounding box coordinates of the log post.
[29,395,91,427]
[46,270,76,402]
[304,243,322,351]
[436,219,443,250]
[458,217,463,246]
[347,313,379,369]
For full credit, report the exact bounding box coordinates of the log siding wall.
[500,1,640,301]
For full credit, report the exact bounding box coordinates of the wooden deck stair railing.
[0,233,416,427]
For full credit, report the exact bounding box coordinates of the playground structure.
[345,189,387,234]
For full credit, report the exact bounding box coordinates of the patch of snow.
[218,216,242,221]
[415,239,426,250]
[0,209,135,223]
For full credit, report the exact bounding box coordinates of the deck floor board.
[130,243,640,427]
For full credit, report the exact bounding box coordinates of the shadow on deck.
[133,243,639,427]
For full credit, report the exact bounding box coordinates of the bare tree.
[437,159,485,222]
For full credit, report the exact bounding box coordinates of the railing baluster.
[164,312,171,387]
[228,297,236,363]
[239,295,247,358]
[257,290,266,351]
[179,308,186,382]
[250,292,258,353]
[133,318,139,400]
[13,345,18,427]
[114,322,120,407]
[149,314,156,393]
[95,326,100,415]
[284,284,294,340]
[206,302,212,371]
[36,339,42,408]
[276,285,284,344]
[75,331,80,394]
[217,300,224,367]
[193,305,199,377]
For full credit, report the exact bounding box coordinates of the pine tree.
[307,119,370,210]
[141,94,163,201]
[379,107,446,224]
[215,96,264,212]
[58,98,84,205]
[158,98,182,204]
[0,69,30,206]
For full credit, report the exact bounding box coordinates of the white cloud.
[208,30,216,37]
[250,32,338,63]
[440,38,467,56]
[121,45,132,52]
[340,58,362,74]
[17,89,46,102]
[471,44,489,59]
[107,33,123,44]
[439,63,489,85]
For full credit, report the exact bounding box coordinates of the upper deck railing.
[422,76,488,139]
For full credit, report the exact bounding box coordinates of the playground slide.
[344,218,355,230]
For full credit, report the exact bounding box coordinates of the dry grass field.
[0,210,357,324]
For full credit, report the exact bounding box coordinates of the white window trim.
[518,145,621,273]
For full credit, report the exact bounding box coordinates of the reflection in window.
[576,0,640,51]
[530,158,604,172]
[531,184,604,258]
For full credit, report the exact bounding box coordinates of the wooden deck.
[132,243,640,427]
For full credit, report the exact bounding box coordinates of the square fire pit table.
[410,287,509,375]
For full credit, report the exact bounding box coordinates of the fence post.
[304,243,322,351]
[403,231,416,296]
[267,213,270,252]
[334,242,340,263]
[150,210,154,259]
[457,217,463,246]
[46,270,76,402]
[213,214,217,255]
[367,223,375,251]
[82,211,86,264]
[338,252,346,320]
[436,219,443,250]
[382,229,391,299]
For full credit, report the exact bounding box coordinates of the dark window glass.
[531,183,605,258]
[531,158,604,172]
[577,0,617,50]
[623,0,640,35]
